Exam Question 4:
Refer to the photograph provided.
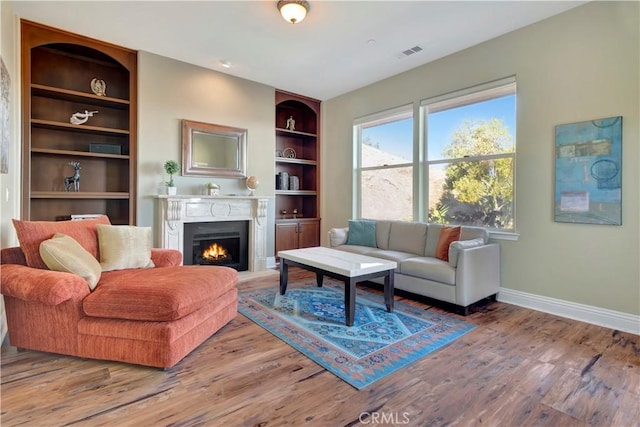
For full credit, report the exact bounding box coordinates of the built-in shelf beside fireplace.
[154,195,269,274]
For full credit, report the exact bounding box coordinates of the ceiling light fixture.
[277,0,310,24]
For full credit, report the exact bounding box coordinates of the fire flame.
[202,243,229,261]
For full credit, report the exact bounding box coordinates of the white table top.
[278,246,397,278]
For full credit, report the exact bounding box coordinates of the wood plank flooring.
[1,268,638,426]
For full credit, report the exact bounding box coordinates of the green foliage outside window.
[428,119,514,229]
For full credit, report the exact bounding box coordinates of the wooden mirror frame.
[181,119,247,178]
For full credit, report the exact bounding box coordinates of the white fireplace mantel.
[154,195,270,272]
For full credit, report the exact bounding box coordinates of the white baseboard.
[498,288,639,335]
[266,256,277,269]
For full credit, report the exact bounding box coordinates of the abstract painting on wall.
[554,116,622,225]
[1,56,10,174]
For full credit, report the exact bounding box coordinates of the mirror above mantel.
[181,119,247,178]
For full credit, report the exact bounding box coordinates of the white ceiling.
[11,1,587,101]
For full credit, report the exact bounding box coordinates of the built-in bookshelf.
[21,20,137,224]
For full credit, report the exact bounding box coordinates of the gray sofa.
[328,220,500,314]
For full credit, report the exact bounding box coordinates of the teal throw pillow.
[346,220,377,247]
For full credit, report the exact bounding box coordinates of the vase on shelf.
[167,186,177,196]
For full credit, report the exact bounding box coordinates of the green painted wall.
[321,2,639,315]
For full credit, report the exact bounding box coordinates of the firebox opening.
[183,221,249,271]
[195,235,238,267]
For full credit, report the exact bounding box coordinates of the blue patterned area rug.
[238,280,476,389]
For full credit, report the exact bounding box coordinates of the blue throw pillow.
[346,220,377,247]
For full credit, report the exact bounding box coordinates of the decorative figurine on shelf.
[292,208,298,219]
[286,115,295,131]
[281,209,287,219]
[70,110,98,125]
[64,161,81,192]
[90,78,107,96]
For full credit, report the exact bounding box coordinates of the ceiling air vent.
[399,45,423,58]
[403,46,423,56]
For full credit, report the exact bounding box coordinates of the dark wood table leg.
[384,270,394,312]
[316,272,324,287]
[345,278,356,326]
[279,259,289,295]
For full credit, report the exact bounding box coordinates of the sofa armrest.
[151,248,183,267]
[455,243,501,307]
[1,247,27,265]
[328,227,349,247]
[0,264,90,305]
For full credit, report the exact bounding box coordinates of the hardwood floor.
[2,269,638,426]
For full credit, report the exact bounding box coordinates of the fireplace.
[183,221,249,271]
[156,195,269,273]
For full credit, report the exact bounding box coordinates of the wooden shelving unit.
[274,90,321,253]
[21,20,137,224]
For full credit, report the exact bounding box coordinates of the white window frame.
[420,76,518,238]
[353,104,414,220]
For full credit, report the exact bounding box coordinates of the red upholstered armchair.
[0,217,238,369]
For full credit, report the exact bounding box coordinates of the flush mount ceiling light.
[277,0,310,24]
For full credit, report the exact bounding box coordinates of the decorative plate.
[283,148,297,159]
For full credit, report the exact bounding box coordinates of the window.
[354,105,414,221]
[422,78,516,231]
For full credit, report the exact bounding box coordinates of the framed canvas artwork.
[1,56,10,174]
[554,116,622,225]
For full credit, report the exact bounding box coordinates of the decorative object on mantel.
[246,175,259,196]
[90,78,106,96]
[554,116,622,225]
[63,161,81,192]
[285,115,296,130]
[206,182,220,196]
[282,147,296,159]
[163,160,180,196]
[70,110,98,125]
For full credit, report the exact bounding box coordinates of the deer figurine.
[64,161,81,192]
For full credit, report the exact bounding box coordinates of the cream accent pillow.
[39,233,102,290]
[96,224,155,272]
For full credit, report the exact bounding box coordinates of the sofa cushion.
[425,223,442,258]
[83,266,238,322]
[375,220,392,249]
[364,249,417,264]
[334,245,377,256]
[39,233,102,290]
[448,237,486,267]
[346,220,377,247]
[96,224,155,271]
[400,257,456,285]
[435,226,461,261]
[12,216,111,270]
[388,221,428,255]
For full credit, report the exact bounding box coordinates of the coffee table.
[278,246,397,326]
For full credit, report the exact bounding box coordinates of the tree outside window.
[424,81,516,231]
